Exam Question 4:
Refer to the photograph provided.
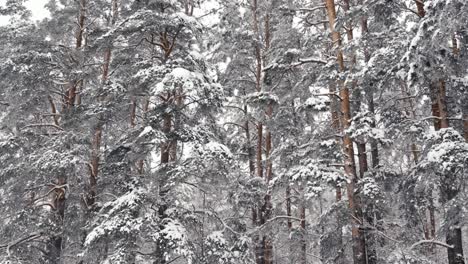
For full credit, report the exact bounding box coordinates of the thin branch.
[0,232,43,257]
[311,93,342,101]
[21,124,64,131]
[298,5,326,12]
[223,122,247,131]
[196,7,223,18]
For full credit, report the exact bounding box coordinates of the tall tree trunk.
[417,2,464,261]
[251,0,267,262]
[156,92,173,264]
[325,8,344,261]
[68,0,87,109]
[357,8,377,263]
[263,103,273,264]
[411,2,441,253]
[87,0,118,207]
[325,0,367,263]
[341,86,368,264]
[437,82,464,263]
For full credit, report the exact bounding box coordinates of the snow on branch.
[264,57,327,71]
[297,5,326,13]
[411,239,454,250]
[292,57,328,66]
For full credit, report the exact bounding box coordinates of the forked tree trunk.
[47,1,87,261]
[358,7,379,263]
[250,0,268,262]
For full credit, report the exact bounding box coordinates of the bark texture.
[325,0,367,263]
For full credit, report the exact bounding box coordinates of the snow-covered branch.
[411,240,454,250]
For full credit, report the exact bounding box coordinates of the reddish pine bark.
[325,0,367,263]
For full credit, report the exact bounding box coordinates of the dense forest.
[0,0,467,263]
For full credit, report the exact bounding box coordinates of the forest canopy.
[0,0,467,264]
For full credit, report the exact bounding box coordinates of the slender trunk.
[300,203,307,264]
[464,112,468,141]
[256,122,263,179]
[253,22,264,261]
[452,35,459,55]
[76,80,83,106]
[438,80,450,129]
[246,109,256,177]
[286,185,292,230]
[67,82,77,109]
[87,127,102,206]
[161,111,171,164]
[48,174,67,263]
[367,95,379,168]
[252,0,262,93]
[329,82,343,200]
[430,97,442,130]
[130,97,137,128]
[265,105,273,183]
[130,97,145,174]
[447,226,465,264]
[76,0,86,49]
[170,89,183,163]
[48,96,60,126]
[325,0,367,263]
[263,104,273,264]
[68,0,86,108]
[87,0,117,207]
[357,143,368,178]
[156,93,172,264]
[102,49,112,82]
[135,98,149,174]
[341,87,367,264]
[326,9,344,260]
[417,2,464,261]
